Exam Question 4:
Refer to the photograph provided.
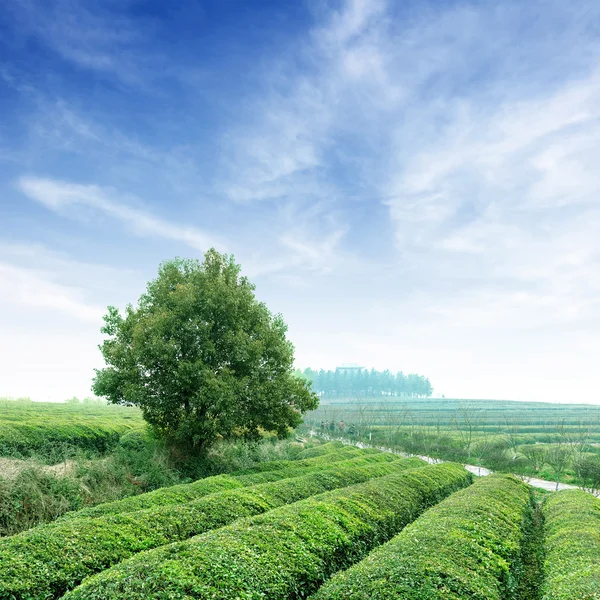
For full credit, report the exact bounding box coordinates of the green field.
[306,397,600,429]
[0,398,144,460]
[0,439,598,599]
[2,400,600,598]
[304,397,600,488]
[0,399,303,536]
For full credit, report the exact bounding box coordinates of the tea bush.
[62,463,470,600]
[0,455,422,600]
[541,489,600,600]
[310,474,533,600]
[60,445,386,520]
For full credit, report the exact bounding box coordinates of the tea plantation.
[0,399,144,460]
[0,441,598,599]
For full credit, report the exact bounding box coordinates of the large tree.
[92,249,318,451]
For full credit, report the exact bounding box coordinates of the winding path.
[309,431,595,495]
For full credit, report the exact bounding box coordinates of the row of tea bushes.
[310,474,533,600]
[293,441,349,459]
[0,401,143,459]
[0,423,134,459]
[541,489,600,600]
[250,442,381,473]
[0,456,423,600]
[60,445,389,520]
[240,444,377,472]
[63,463,471,600]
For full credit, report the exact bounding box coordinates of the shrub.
[240,444,368,472]
[0,456,424,600]
[310,474,533,600]
[61,446,382,520]
[192,437,309,474]
[0,401,143,461]
[62,463,471,600]
[0,468,85,536]
[541,489,600,600]
[0,435,182,535]
[116,430,149,452]
[295,441,346,459]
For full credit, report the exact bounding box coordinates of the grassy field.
[0,399,311,536]
[304,397,600,488]
[0,439,598,599]
[0,398,144,461]
[307,396,600,429]
[2,399,600,597]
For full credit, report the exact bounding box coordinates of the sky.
[1,0,599,403]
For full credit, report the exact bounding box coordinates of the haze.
[1,0,599,403]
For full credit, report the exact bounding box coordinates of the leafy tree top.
[92,249,318,451]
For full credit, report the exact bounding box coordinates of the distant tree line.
[296,368,433,398]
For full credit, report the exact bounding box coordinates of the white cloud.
[5,0,147,84]
[0,244,142,401]
[4,0,600,402]
[18,176,222,252]
[0,262,103,321]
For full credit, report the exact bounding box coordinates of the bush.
[0,434,179,535]
[309,474,533,600]
[0,468,85,536]
[239,444,369,473]
[62,463,471,600]
[0,456,424,600]
[541,489,600,600]
[181,437,311,476]
[116,430,149,452]
[61,446,382,520]
[0,400,143,461]
[294,441,346,459]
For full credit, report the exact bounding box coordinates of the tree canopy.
[297,368,433,398]
[92,249,318,451]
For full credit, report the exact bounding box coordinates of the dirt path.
[311,432,598,496]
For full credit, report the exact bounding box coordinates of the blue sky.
[1,0,599,402]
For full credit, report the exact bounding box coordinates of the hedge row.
[60,446,389,520]
[242,444,377,472]
[310,474,532,600]
[294,441,347,459]
[0,455,423,600]
[541,489,600,600]
[0,402,143,458]
[63,462,471,600]
[0,423,133,458]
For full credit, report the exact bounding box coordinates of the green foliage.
[541,489,600,599]
[305,396,600,485]
[0,399,143,461]
[0,435,180,536]
[92,250,318,451]
[58,445,385,520]
[301,367,433,398]
[310,474,533,600]
[573,454,600,493]
[294,441,353,459]
[0,467,85,536]
[187,437,315,476]
[62,463,471,600]
[0,454,423,600]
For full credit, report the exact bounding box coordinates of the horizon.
[1,0,599,404]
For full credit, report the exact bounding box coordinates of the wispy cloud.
[4,0,148,84]
[0,242,141,321]
[0,262,102,321]
[219,0,391,206]
[3,0,600,400]
[18,176,222,252]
